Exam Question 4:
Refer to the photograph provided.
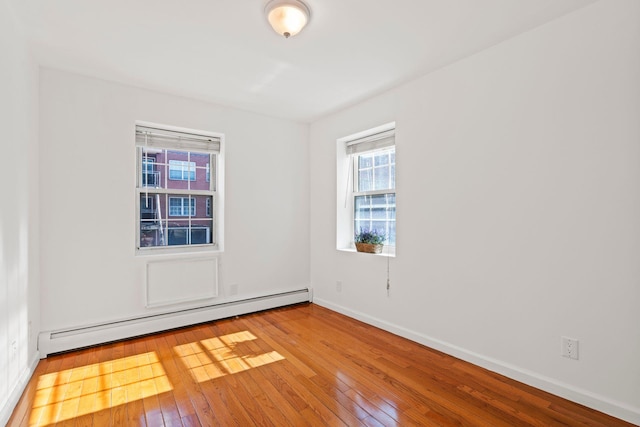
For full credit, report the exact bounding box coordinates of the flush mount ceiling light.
[265,0,311,39]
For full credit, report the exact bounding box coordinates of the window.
[169,197,195,216]
[337,123,396,253]
[353,148,396,245]
[169,160,196,181]
[136,124,223,252]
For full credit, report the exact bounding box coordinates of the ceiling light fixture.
[265,0,311,39]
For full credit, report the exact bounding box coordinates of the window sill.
[337,247,396,257]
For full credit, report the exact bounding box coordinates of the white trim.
[313,298,640,426]
[0,351,40,426]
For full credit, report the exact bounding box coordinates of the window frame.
[336,122,396,256]
[135,122,224,255]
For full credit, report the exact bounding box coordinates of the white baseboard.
[39,288,311,357]
[313,298,640,426]
[0,350,40,426]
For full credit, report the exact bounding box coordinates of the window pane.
[374,153,389,166]
[191,195,213,218]
[168,228,188,246]
[358,169,373,192]
[142,148,165,188]
[140,193,165,247]
[354,193,396,245]
[191,229,208,245]
[357,148,395,192]
[372,207,387,220]
[359,155,373,168]
[140,227,162,247]
[191,219,214,244]
[374,166,390,190]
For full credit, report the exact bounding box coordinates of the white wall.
[0,0,40,424]
[310,0,640,423]
[39,69,309,331]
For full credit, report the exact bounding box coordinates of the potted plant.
[354,228,387,254]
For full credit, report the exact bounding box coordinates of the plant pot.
[355,243,383,254]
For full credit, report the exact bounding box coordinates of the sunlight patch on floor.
[173,330,284,382]
[29,351,172,426]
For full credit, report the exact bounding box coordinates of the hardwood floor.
[8,303,634,426]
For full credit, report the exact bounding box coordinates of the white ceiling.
[8,0,596,123]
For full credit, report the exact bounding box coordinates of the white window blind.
[136,125,221,153]
[345,129,395,155]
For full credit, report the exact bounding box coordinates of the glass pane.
[140,193,164,247]
[189,195,213,218]
[359,155,373,168]
[374,153,389,166]
[354,193,396,245]
[372,207,387,220]
[357,148,395,192]
[163,150,210,190]
[374,166,389,190]
[140,226,163,247]
[191,219,214,244]
[354,220,368,235]
[358,169,373,192]
[141,148,165,188]
[388,222,396,246]
[168,228,188,246]
[190,229,208,245]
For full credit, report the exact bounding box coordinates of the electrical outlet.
[336,281,342,292]
[561,336,579,360]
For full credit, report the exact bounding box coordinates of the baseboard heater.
[38,288,312,358]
